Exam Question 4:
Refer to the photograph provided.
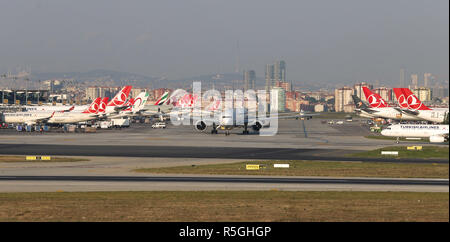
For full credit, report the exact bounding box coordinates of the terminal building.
[0,89,50,105]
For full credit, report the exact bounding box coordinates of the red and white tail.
[175,94,200,108]
[107,86,132,107]
[393,88,409,108]
[123,98,135,111]
[362,87,389,108]
[401,88,432,110]
[98,97,109,113]
[82,98,101,114]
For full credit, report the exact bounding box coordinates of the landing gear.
[396,137,400,144]
[243,123,249,135]
[211,123,218,134]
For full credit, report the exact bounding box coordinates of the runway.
[0,175,447,186]
[0,143,447,163]
[0,175,447,193]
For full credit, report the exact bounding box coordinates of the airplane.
[180,107,303,135]
[46,98,102,124]
[1,111,56,126]
[359,87,420,121]
[381,124,449,143]
[21,86,132,114]
[140,91,172,115]
[352,95,377,119]
[296,110,320,120]
[24,105,76,113]
[1,98,101,125]
[104,85,133,114]
[107,92,150,119]
[393,88,449,124]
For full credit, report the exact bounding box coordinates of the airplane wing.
[360,108,378,114]
[397,108,419,116]
[35,111,55,123]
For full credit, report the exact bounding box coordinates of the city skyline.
[0,0,448,85]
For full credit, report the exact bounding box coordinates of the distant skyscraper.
[424,73,432,87]
[265,64,274,93]
[400,68,406,87]
[244,70,256,90]
[274,60,286,84]
[265,60,286,92]
[411,74,419,88]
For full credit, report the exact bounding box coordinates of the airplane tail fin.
[362,86,389,108]
[122,98,135,111]
[401,88,432,110]
[82,98,101,114]
[154,91,169,106]
[352,95,369,109]
[107,85,132,107]
[98,97,109,113]
[393,88,409,108]
[133,92,149,112]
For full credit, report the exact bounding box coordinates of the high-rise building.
[274,60,286,84]
[424,73,432,87]
[410,74,419,88]
[86,87,99,101]
[265,60,286,92]
[373,87,391,102]
[243,70,256,91]
[270,87,286,112]
[334,87,354,112]
[400,68,406,87]
[353,82,373,102]
[265,64,274,93]
[412,87,432,102]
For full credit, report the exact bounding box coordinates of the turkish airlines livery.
[381,124,449,143]
[357,87,419,121]
[46,98,102,124]
[1,98,101,125]
[393,88,449,123]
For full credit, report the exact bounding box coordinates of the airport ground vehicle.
[152,122,166,129]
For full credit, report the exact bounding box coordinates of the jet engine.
[194,120,207,132]
[252,122,262,131]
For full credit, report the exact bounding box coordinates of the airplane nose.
[381,130,387,136]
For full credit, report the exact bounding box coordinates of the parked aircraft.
[358,87,420,121]
[393,88,449,123]
[1,98,101,125]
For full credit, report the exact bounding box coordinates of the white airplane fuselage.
[381,124,449,143]
[47,112,98,124]
[370,107,420,121]
[1,112,52,125]
[413,108,449,123]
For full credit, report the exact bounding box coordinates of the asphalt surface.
[0,175,447,186]
[0,143,447,163]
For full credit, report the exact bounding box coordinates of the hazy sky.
[0,0,448,84]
